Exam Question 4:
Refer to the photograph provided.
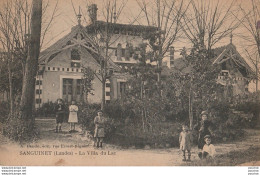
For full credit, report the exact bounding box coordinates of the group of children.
[54,99,79,133]
[55,99,216,154]
[179,111,216,162]
[54,99,105,148]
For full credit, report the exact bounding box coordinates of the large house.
[169,39,254,99]
[35,4,254,108]
[36,4,157,108]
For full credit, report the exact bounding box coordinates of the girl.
[179,125,193,161]
[68,101,78,132]
[94,110,105,148]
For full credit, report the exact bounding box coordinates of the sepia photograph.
[0,0,259,167]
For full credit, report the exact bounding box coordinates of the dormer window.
[71,49,80,60]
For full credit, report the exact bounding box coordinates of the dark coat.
[194,119,213,149]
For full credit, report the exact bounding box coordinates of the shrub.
[34,101,69,119]
[3,115,39,142]
[0,101,9,123]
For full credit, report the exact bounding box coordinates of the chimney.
[88,4,98,23]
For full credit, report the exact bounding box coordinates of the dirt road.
[0,118,259,166]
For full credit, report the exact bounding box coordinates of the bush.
[3,115,39,142]
[34,102,69,119]
[0,101,9,123]
[234,101,260,128]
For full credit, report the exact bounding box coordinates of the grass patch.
[184,146,260,166]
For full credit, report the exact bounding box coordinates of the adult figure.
[94,110,106,148]
[194,111,213,150]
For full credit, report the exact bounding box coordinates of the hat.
[204,135,211,139]
[201,111,208,115]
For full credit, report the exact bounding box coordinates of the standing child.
[55,99,65,133]
[198,135,216,159]
[195,111,213,150]
[94,110,105,148]
[179,125,193,161]
[68,101,78,132]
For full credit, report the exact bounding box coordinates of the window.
[36,80,42,85]
[62,68,65,71]
[71,62,80,68]
[63,79,73,95]
[119,82,126,97]
[222,62,227,70]
[76,79,82,95]
[106,91,110,96]
[36,99,42,104]
[36,89,42,94]
[53,67,55,70]
[71,49,81,60]
[106,83,110,87]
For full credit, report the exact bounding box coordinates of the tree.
[172,46,221,129]
[137,0,188,86]
[0,0,58,115]
[179,0,240,128]
[82,0,127,109]
[19,0,42,121]
[181,0,239,56]
[81,66,95,103]
[235,0,260,93]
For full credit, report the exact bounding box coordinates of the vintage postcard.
[0,0,260,166]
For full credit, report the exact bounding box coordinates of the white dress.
[68,105,78,123]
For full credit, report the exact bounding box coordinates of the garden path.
[0,118,259,166]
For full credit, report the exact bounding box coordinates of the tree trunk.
[19,0,42,120]
[189,79,193,130]
[7,54,14,116]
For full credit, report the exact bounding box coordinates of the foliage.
[0,101,9,123]
[2,115,39,142]
[81,67,95,98]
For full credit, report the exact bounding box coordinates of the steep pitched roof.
[171,43,254,78]
[39,24,120,71]
[212,43,253,75]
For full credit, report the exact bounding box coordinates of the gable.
[39,24,121,71]
[213,44,254,78]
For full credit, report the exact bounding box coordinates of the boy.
[198,135,216,159]
[179,125,193,161]
[55,99,65,133]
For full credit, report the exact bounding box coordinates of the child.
[179,125,193,161]
[195,111,213,150]
[55,99,65,133]
[94,110,105,148]
[198,135,216,159]
[68,101,78,132]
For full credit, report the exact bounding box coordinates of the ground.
[0,118,260,166]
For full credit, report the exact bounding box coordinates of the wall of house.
[39,45,102,105]
[41,70,102,104]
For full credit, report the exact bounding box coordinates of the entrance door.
[63,78,83,103]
